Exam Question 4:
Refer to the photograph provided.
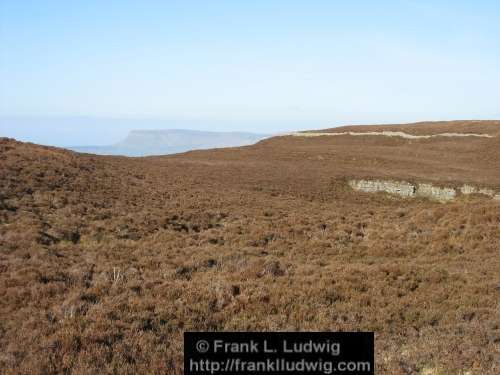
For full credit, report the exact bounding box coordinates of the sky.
[1,0,499,146]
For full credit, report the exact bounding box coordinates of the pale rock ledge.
[349,179,499,202]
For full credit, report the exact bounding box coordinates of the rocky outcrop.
[349,179,499,202]
[291,131,494,139]
[416,184,456,201]
[460,185,477,195]
[460,185,496,197]
[348,180,415,197]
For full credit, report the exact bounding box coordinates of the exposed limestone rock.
[349,179,500,202]
[478,188,495,197]
[460,185,477,195]
[416,184,456,202]
[290,131,494,139]
[460,185,496,197]
[348,180,415,198]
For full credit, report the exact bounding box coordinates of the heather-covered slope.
[321,120,500,136]
[1,121,499,374]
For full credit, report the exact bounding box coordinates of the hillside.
[70,129,269,156]
[1,120,499,374]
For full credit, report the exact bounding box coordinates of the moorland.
[1,120,499,374]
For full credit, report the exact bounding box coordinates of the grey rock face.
[349,179,499,203]
[348,180,415,198]
[460,185,496,197]
[416,184,456,201]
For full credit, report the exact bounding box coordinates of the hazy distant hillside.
[70,129,269,156]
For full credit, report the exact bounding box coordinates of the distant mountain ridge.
[70,129,269,156]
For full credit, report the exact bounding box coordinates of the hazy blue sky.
[1,0,499,145]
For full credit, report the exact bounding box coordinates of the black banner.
[184,332,374,374]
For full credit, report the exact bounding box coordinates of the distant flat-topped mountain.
[70,129,269,156]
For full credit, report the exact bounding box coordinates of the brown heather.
[0,120,499,374]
